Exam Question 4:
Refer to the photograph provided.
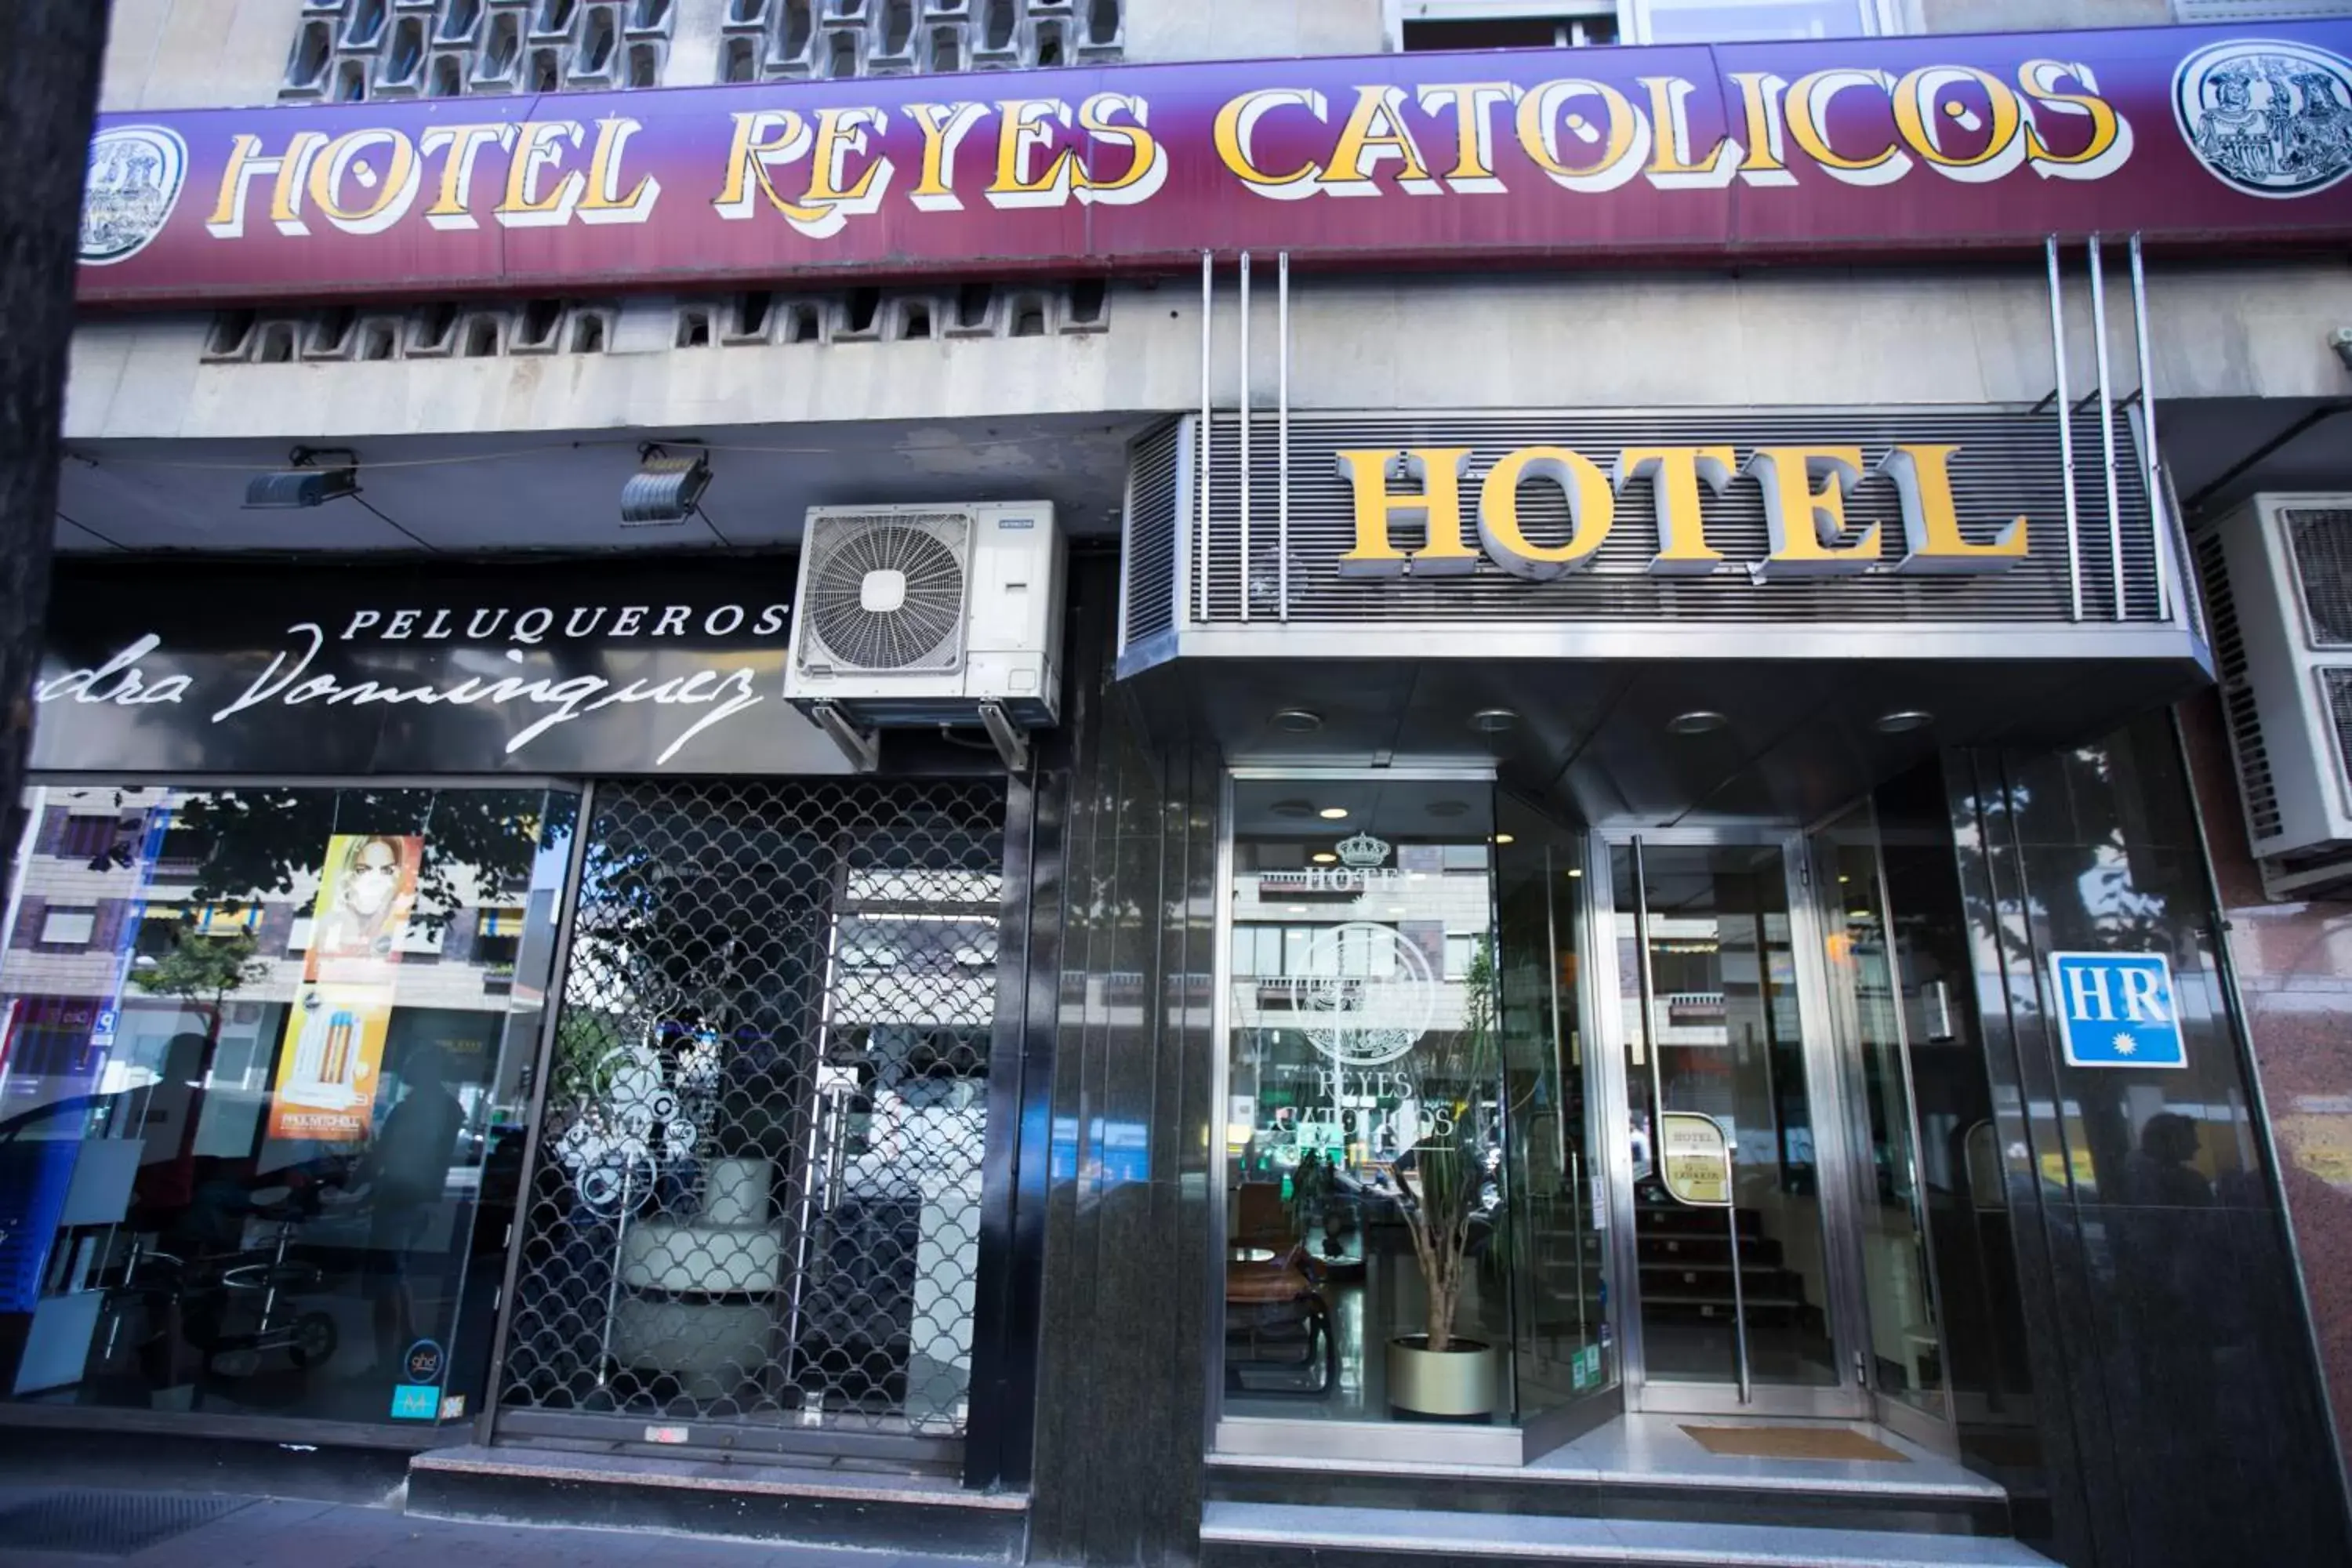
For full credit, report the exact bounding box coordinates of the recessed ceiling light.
[1273,708,1323,733]
[1668,710,1730,735]
[1287,906,1308,915]
[1875,710,1934,734]
[1494,833,1515,845]
[1317,807,1349,820]
[1566,868,1584,879]
[1312,851,1337,863]
[1471,708,1519,734]
[1270,798,1316,819]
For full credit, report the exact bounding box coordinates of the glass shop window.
[0,782,576,1428]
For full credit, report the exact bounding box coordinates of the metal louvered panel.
[499,779,1005,1449]
[1189,408,2162,627]
[2199,528,2285,843]
[1122,419,1184,650]
[2325,670,2352,810]
[2286,508,2352,647]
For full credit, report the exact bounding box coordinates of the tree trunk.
[0,3,111,819]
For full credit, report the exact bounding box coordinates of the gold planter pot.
[1386,1335,1499,1417]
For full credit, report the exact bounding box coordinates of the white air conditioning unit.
[2196,493,2352,892]
[785,502,1064,771]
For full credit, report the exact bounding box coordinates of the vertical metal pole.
[2130,233,2170,622]
[1239,250,1251,624]
[1726,1168,1751,1404]
[1198,250,1212,626]
[2089,234,2125,620]
[2047,237,2082,623]
[1278,250,1291,623]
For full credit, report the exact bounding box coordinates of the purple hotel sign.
[75,21,2352,306]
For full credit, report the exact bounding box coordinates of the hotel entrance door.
[1593,826,1965,1443]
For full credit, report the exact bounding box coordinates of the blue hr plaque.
[2047,952,2187,1069]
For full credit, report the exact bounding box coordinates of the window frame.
[1389,0,1910,48]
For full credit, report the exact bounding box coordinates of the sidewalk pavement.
[0,1489,989,1568]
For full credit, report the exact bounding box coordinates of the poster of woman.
[267,833,422,1141]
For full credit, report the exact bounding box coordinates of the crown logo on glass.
[1335,832,1390,868]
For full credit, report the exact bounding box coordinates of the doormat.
[0,1490,249,1556]
[1679,1425,1911,1462]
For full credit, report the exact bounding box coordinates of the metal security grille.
[1140,407,2166,630]
[499,779,1006,1444]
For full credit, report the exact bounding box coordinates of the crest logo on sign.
[2175,39,2352,199]
[79,125,186,266]
[1284,921,1440,1067]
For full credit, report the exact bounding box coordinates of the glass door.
[1494,797,1619,1450]
[1812,802,1958,1451]
[1606,836,1868,1417]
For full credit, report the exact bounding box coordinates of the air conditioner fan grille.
[804,517,967,673]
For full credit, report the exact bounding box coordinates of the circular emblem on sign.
[79,125,187,265]
[1283,921,1439,1067]
[2174,38,2352,199]
[403,1338,445,1383]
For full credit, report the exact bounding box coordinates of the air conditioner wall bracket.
[978,702,1031,774]
[811,703,880,774]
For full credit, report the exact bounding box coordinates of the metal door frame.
[1589,826,1873,1421]
[1803,808,1963,1455]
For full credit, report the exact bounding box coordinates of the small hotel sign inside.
[71,21,2352,307]
[1334,441,2022,581]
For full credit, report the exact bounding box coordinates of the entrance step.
[1200,1501,2057,1568]
[1204,1417,2014,1538]
[407,1443,1027,1559]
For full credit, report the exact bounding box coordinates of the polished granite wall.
[1947,712,2352,1567]
[1024,557,1221,1568]
[2176,690,2352,1491]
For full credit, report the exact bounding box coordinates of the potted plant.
[1386,935,1503,1418]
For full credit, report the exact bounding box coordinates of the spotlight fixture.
[1317,807,1350,820]
[1494,833,1515,845]
[1566,867,1584,879]
[1470,707,1519,734]
[245,446,358,510]
[1272,707,1323,733]
[1668,710,1730,735]
[1312,851,1338,864]
[621,445,711,527]
[1875,710,1935,734]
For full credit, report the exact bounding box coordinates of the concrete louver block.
[818,22,866,78]
[434,1,488,46]
[609,296,682,355]
[920,19,967,71]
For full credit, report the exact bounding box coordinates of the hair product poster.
[266,833,422,1141]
